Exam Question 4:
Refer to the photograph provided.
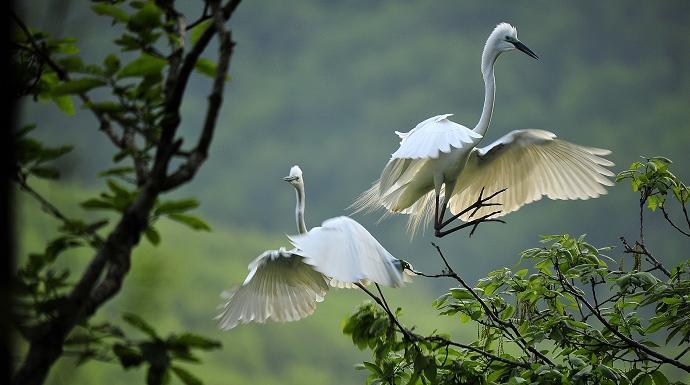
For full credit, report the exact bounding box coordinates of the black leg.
[434,192,441,230]
[434,187,507,238]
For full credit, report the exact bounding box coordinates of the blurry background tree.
[345,157,690,384]
[12,1,241,384]
[14,1,690,385]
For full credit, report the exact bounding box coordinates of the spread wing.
[449,129,614,220]
[288,216,408,288]
[216,248,329,330]
[391,114,482,159]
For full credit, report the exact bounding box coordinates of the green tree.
[344,157,690,384]
[11,1,242,384]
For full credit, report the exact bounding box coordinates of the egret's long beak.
[513,40,539,60]
[283,176,297,182]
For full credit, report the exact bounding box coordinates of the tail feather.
[350,179,440,238]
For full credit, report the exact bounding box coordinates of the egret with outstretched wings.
[352,23,613,235]
[218,166,411,329]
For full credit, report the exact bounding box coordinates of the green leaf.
[58,56,85,72]
[155,199,200,215]
[52,95,76,116]
[127,2,163,32]
[635,373,653,385]
[145,226,161,246]
[173,333,222,351]
[598,364,619,382]
[194,58,218,78]
[449,288,475,300]
[167,214,211,231]
[85,101,126,112]
[423,360,437,383]
[103,54,121,76]
[98,167,135,178]
[81,198,114,211]
[650,371,669,385]
[171,366,202,385]
[361,361,382,376]
[122,313,158,338]
[91,4,130,23]
[31,166,60,179]
[189,19,212,45]
[113,343,143,368]
[118,54,167,79]
[52,78,106,96]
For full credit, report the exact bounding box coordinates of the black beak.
[513,41,539,60]
[283,176,296,182]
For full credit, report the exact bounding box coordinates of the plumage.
[448,129,614,220]
[218,165,412,330]
[352,23,612,235]
[216,248,329,330]
[392,114,482,159]
[289,216,407,288]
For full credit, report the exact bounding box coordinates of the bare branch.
[161,1,236,191]
[660,206,690,237]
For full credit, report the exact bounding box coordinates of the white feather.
[288,216,407,288]
[216,248,329,330]
[448,129,615,220]
[392,114,482,159]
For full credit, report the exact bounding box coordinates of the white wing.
[391,114,482,159]
[216,248,329,330]
[449,129,614,220]
[288,216,407,288]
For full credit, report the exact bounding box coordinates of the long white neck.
[473,46,499,137]
[293,183,307,234]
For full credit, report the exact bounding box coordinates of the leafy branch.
[11,2,242,385]
[346,158,690,384]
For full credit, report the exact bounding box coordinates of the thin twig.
[660,206,690,237]
[620,237,671,278]
[430,243,555,366]
[14,175,104,244]
[557,269,690,373]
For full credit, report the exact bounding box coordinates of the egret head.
[486,22,538,60]
[283,165,304,186]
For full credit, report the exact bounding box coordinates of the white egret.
[352,22,614,235]
[217,165,410,330]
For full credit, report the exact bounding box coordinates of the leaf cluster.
[63,314,221,385]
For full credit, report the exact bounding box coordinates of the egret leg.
[438,179,456,226]
[433,176,444,230]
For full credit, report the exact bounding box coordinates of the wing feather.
[288,216,407,288]
[216,249,329,330]
[449,129,614,220]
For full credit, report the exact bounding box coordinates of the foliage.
[62,314,221,385]
[344,158,690,384]
[12,1,239,384]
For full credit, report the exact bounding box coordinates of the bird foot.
[433,187,507,238]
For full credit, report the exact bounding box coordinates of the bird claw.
[433,187,507,238]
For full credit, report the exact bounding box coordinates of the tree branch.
[556,268,690,373]
[435,187,506,238]
[161,0,235,191]
[354,282,530,369]
[428,243,555,366]
[660,206,690,237]
[12,2,242,384]
[620,237,670,278]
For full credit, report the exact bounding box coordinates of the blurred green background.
[16,1,690,384]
